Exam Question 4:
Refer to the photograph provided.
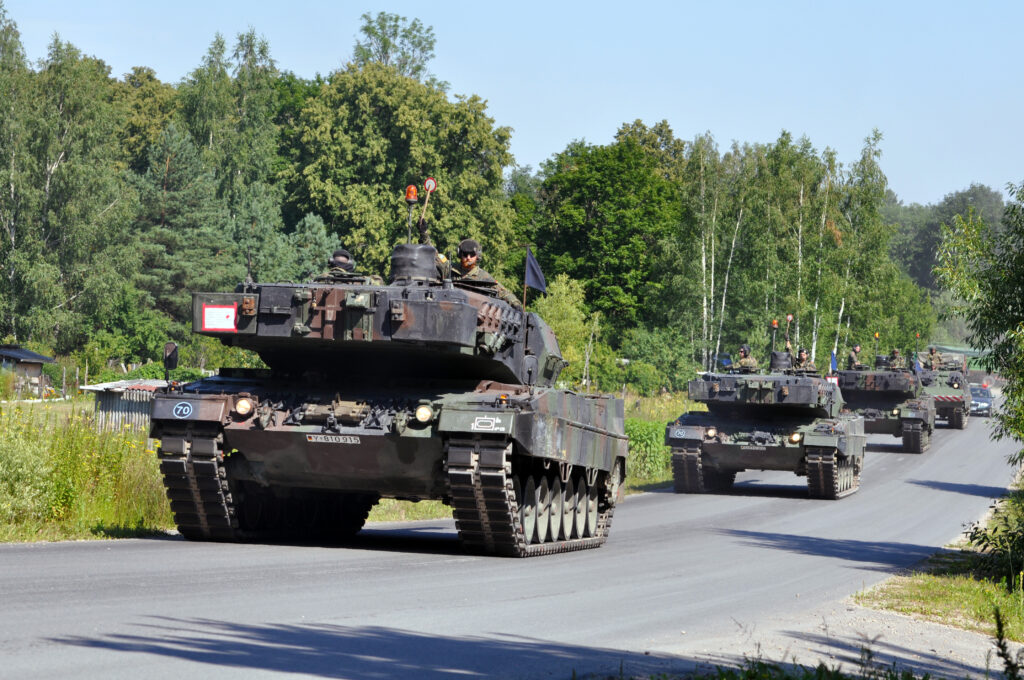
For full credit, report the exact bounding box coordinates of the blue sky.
[4,0,1021,205]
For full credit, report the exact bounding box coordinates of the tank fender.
[437,408,514,436]
[666,424,705,447]
[151,394,229,425]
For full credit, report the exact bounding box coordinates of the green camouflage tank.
[150,243,627,557]
[917,352,971,429]
[664,351,866,499]
[835,355,935,453]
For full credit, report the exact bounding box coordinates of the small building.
[0,345,55,397]
[80,379,168,433]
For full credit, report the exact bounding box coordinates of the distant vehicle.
[969,384,993,417]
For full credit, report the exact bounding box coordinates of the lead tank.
[665,352,866,499]
[835,356,935,453]
[150,243,627,557]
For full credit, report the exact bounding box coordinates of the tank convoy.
[150,240,627,557]
[665,352,866,499]
[919,352,971,429]
[835,355,936,453]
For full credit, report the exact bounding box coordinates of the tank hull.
[151,375,627,556]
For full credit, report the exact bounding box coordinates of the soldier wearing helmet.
[316,247,383,284]
[785,339,816,372]
[846,343,864,370]
[889,348,906,369]
[418,220,521,308]
[922,346,943,370]
[736,344,758,371]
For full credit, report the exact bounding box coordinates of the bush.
[0,409,50,524]
[625,418,671,479]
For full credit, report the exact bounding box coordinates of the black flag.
[525,246,546,293]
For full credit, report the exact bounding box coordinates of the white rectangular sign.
[202,304,237,332]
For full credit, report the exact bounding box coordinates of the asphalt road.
[0,416,1016,680]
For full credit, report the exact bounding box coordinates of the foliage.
[284,62,513,278]
[936,183,1024,462]
[351,11,443,87]
[624,418,671,479]
[0,402,172,540]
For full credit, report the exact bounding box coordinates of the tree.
[113,66,177,173]
[352,11,442,86]
[936,185,1024,460]
[283,62,513,277]
[537,137,679,335]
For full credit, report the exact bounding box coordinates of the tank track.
[156,428,238,540]
[949,407,968,430]
[806,447,860,500]
[157,428,377,542]
[901,422,930,454]
[671,448,735,493]
[446,436,613,557]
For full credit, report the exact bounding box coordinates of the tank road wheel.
[535,476,551,544]
[806,447,861,500]
[548,477,564,544]
[445,436,616,557]
[561,476,577,539]
[583,478,599,538]
[572,477,588,539]
[519,475,538,544]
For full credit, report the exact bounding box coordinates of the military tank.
[150,242,627,557]
[835,355,935,453]
[665,352,866,499]
[919,352,971,429]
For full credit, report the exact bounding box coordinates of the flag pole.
[518,242,531,309]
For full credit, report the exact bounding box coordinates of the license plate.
[306,434,360,444]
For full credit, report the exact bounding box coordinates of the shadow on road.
[906,479,1009,499]
[52,618,692,679]
[50,616,1001,680]
[718,529,938,572]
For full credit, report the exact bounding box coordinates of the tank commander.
[785,340,816,371]
[736,344,758,371]
[922,346,943,370]
[846,343,864,370]
[418,219,522,309]
[889,348,906,369]
[315,248,383,285]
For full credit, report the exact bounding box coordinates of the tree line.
[0,5,998,393]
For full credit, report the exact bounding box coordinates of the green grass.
[0,399,172,541]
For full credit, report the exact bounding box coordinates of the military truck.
[150,243,628,557]
[835,356,935,453]
[665,352,866,499]
[918,352,971,429]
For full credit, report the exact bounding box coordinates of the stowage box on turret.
[918,352,971,429]
[150,244,628,557]
[665,352,866,499]
[835,356,936,453]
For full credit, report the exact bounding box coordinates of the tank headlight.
[790,432,803,443]
[706,427,718,438]
[234,397,254,416]
[414,405,434,423]
[892,408,900,416]
[952,381,960,389]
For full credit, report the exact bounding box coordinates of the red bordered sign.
[202,303,238,332]
[424,177,437,193]
[826,375,839,386]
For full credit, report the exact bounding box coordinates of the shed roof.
[80,379,167,393]
[0,345,55,364]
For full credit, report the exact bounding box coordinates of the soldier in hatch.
[846,343,865,370]
[922,346,943,370]
[889,348,907,369]
[315,248,383,285]
[735,344,758,371]
[785,340,816,372]
[417,219,522,309]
